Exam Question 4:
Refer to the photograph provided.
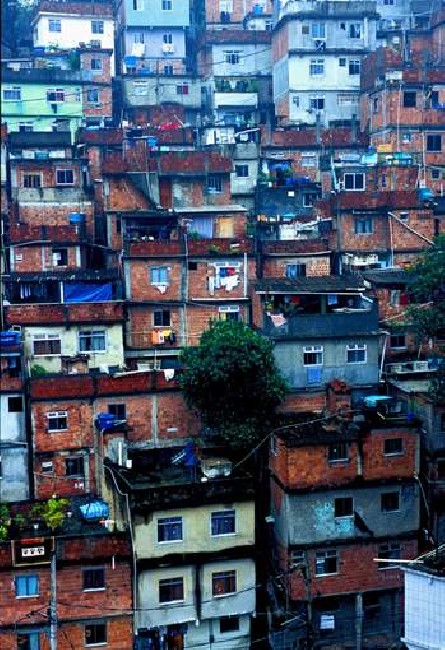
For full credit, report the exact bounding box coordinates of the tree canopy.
[408,234,445,339]
[180,320,287,448]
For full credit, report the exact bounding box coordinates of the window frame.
[403,91,416,108]
[78,329,107,353]
[354,217,373,234]
[86,88,100,104]
[3,86,21,101]
[344,172,365,191]
[162,0,173,9]
[234,164,249,178]
[334,496,354,518]
[224,50,242,66]
[348,59,361,75]
[427,135,442,152]
[48,18,61,32]
[346,344,367,364]
[219,616,240,633]
[23,173,41,189]
[150,266,169,286]
[8,396,23,412]
[377,542,401,569]
[33,333,62,356]
[390,333,406,349]
[47,89,65,103]
[286,263,307,279]
[55,168,74,185]
[157,516,183,543]
[47,410,68,432]
[159,577,184,604]
[207,175,222,193]
[381,491,400,512]
[65,456,84,477]
[176,82,189,96]
[91,20,104,34]
[108,403,126,420]
[310,58,325,76]
[328,442,349,462]
[210,510,236,537]
[349,23,361,39]
[83,567,105,591]
[384,437,403,456]
[303,345,323,367]
[85,622,107,647]
[212,569,237,597]
[315,549,338,576]
[309,96,325,111]
[154,309,171,327]
[15,574,39,598]
[90,57,103,72]
[16,632,40,650]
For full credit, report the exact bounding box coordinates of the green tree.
[180,320,287,448]
[408,234,445,339]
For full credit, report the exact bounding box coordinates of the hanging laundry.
[222,275,239,291]
[268,312,287,327]
[163,368,175,381]
[156,285,167,294]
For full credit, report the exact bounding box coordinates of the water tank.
[69,212,86,225]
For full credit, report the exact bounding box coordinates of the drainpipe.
[243,251,248,297]
[379,331,391,383]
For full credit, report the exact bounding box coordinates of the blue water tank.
[69,212,86,225]
[96,413,117,430]
[0,331,21,346]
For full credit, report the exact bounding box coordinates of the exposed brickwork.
[5,302,123,326]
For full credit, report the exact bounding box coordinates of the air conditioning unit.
[413,360,429,371]
[201,458,232,478]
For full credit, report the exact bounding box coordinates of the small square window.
[52,248,68,267]
[150,266,169,285]
[384,438,403,455]
[8,396,23,412]
[47,89,65,102]
[164,65,173,76]
[334,497,353,518]
[47,411,68,432]
[378,542,401,568]
[427,135,442,152]
[85,623,107,646]
[349,60,360,75]
[286,263,307,279]
[162,0,173,9]
[345,173,364,191]
[381,491,400,512]
[346,344,367,364]
[154,309,171,327]
[24,173,41,188]
[211,510,235,536]
[354,217,373,234]
[78,330,106,353]
[87,88,99,103]
[108,403,126,420]
[403,91,416,108]
[207,175,222,193]
[310,58,325,76]
[91,20,104,34]
[220,616,239,633]
[188,261,198,271]
[56,169,74,185]
[159,577,184,603]
[83,568,105,590]
[212,570,236,596]
[315,550,338,575]
[48,19,61,32]
[303,345,323,366]
[349,23,361,39]
[432,169,440,180]
[235,164,249,178]
[163,33,173,44]
[16,632,40,650]
[65,456,84,477]
[291,550,305,567]
[15,575,39,597]
[158,516,183,542]
[390,334,406,349]
[328,442,349,462]
[91,58,103,71]
[176,83,189,96]
[339,57,346,67]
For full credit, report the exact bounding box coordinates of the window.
[65,456,84,477]
[48,19,61,32]
[291,550,305,567]
[47,411,67,431]
[85,623,107,646]
[91,20,104,34]
[403,91,416,108]
[402,132,411,144]
[346,344,367,364]
[3,86,21,101]
[286,264,307,278]
[212,570,236,596]
[378,542,401,568]
[41,461,54,474]
[158,517,183,542]
[224,50,242,65]
[16,632,40,650]
[78,330,106,353]
[83,568,105,590]
[47,89,65,102]
[349,59,360,75]
[150,266,169,285]
[235,164,249,178]
[337,93,358,106]
[328,442,349,462]
[315,550,338,575]
[303,345,323,366]
[15,575,39,597]
[52,248,68,267]
[220,616,239,633]
[132,0,144,10]
[310,58,325,75]
[188,261,197,271]
[339,57,346,67]
[390,333,406,349]
[311,23,326,39]
[432,169,440,180]
[91,58,103,71]
[220,0,233,11]
[349,23,361,38]
[23,174,41,188]
[8,396,23,412]
[87,88,99,103]
[108,404,126,420]
[211,510,235,536]
[344,173,364,191]
[207,175,222,193]
[154,309,171,327]
[56,169,74,185]
[163,65,173,76]
[427,135,442,152]
[384,438,403,455]
[335,497,353,518]
[301,154,317,167]
[162,0,173,8]
[19,122,34,132]
[309,96,325,110]
[163,33,173,44]
[219,306,240,322]
[390,290,401,306]
[355,217,373,234]
[159,577,184,603]
[381,491,400,512]
[176,83,189,96]
[33,334,61,356]
[134,33,145,44]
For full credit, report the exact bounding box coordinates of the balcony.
[386,360,438,376]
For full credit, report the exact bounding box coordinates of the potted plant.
[41,498,69,531]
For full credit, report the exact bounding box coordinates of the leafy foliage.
[408,235,445,339]
[180,320,287,448]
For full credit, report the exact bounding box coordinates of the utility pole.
[50,547,58,650]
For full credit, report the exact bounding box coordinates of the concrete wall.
[0,446,29,501]
[275,482,419,546]
[134,502,255,558]
[273,336,380,389]
[122,0,190,28]
[124,27,186,59]
[1,393,25,442]
[404,568,445,650]
[211,43,272,77]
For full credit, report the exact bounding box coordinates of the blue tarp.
[80,501,109,521]
[64,282,112,303]
[1,331,21,346]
